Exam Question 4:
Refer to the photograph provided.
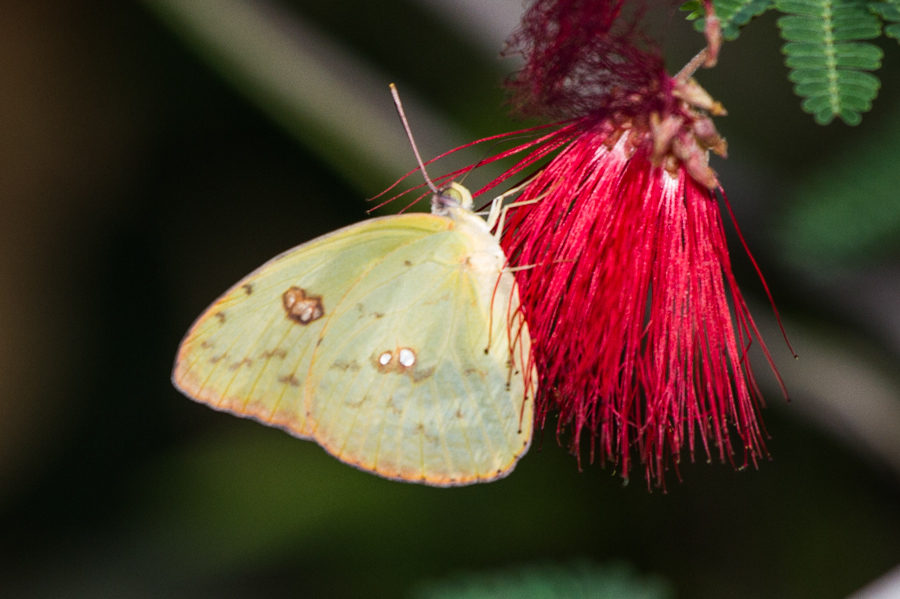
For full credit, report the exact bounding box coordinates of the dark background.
[1,1,899,597]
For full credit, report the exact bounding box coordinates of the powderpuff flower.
[461,0,787,486]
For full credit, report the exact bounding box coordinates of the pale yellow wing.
[174,210,535,485]
[303,221,534,485]
[173,214,450,439]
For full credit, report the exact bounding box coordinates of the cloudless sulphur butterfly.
[172,86,536,486]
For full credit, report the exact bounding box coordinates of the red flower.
[462,0,787,486]
[502,126,785,485]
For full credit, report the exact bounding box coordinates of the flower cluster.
[477,0,784,486]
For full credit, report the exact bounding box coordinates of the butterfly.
[172,86,537,486]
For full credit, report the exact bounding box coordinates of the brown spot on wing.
[260,348,287,359]
[386,396,402,415]
[415,422,440,445]
[228,358,253,371]
[282,286,324,324]
[355,303,383,320]
[241,283,254,295]
[331,359,361,372]
[423,291,451,306]
[410,366,435,382]
[345,394,369,408]
[278,373,301,387]
[214,312,226,324]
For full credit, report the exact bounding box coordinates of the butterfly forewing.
[173,215,450,438]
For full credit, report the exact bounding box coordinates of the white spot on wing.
[399,348,416,367]
[379,351,393,366]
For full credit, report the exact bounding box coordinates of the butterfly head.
[431,182,474,216]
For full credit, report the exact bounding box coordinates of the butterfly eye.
[442,186,463,203]
[434,182,474,213]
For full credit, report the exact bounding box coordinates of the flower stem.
[675,47,711,82]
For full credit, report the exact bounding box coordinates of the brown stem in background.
[675,47,711,82]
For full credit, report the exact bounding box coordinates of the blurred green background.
[1,1,899,597]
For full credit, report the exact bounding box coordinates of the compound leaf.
[681,0,774,40]
[776,0,882,125]
[871,0,900,41]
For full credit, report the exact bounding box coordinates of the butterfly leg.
[488,197,543,241]
[475,180,526,218]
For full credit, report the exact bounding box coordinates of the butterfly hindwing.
[305,222,533,485]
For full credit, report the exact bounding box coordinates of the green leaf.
[779,0,828,15]
[784,41,882,68]
[776,0,882,125]
[411,561,674,599]
[871,0,900,42]
[681,0,704,18]
[681,0,774,40]
[871,1,900,17]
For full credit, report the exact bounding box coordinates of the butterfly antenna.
[390,83,439,195]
